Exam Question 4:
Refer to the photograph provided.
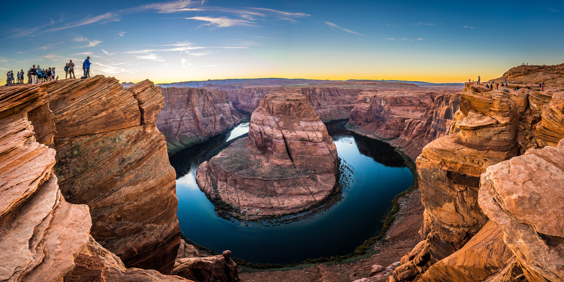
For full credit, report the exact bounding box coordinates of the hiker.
[31,65,38,84]
[6,71,11,86]
[486,84,489,89]
[37,66,42,83]
[69,60,75,79]
[10,71,15,85]
[496,83,499,90]
[478,76,481,85]
[27,68,32,83]
[46,68,51,82]
[64,64,69,79]
[19,69,24,84]
[83,56,91,78]
[52,67,56,81]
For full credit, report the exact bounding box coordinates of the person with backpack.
[69,60,75,79]
[64,63,69,79]
[83,56,91,78]
[37,66,42,82]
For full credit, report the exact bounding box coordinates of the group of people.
[485,81,509,90]
[5,56,92,86]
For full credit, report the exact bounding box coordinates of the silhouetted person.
[478,76,481,85]
[31,65,38,84]
[69,60,75,79]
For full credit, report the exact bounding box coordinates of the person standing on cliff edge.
[83,56,91,78]
[68,60,75,79]
[478,76,481,85]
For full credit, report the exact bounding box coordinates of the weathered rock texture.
[392,64,564,281]
[196,93,338,218]
[348,89,460,160]
[41,76,180,273]
[172,250,240,282]
[479,141,564,282]
[300,87,363,121]
[494,63,564,85]
[157,87,242,155]
[0,84,93,282]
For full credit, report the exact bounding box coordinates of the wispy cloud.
[549,8,559,12]
[418,38,424,40]
[96,62,136,74]
[102,49,115,55]
[85,40,103,47]
[137,53,165,62]
[46,12,120,32]
[324,22,364,36]
[124,41,205,54]
[249,7,309,17]
[17,42,64,54]
[115,31,126,37]
[187,16,255,28]
[74,36,102,47]
[180,58,191,68]
[0,56,10,63]
[385,38,396,41]
[141,0,194,13]
[463,25,475,29]
[73,52,93,56]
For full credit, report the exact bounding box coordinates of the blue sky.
[1,0,563,83]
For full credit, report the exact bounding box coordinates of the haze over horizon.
[1,0,563,84]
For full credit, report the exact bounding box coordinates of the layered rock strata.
[479,141,564,282]
[196,93,338,218]
[43,76,180,273]
[392,65,564,281]
[157,87,242,155]
[348,89,460,159]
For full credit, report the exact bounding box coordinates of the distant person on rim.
[477,76,481,85]
[68,60,75,79]
[83,56,91,78]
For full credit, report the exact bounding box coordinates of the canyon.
[2,63,563,282]
[196,92,339,218]
[156,87,242,155]
[0,77,239,282]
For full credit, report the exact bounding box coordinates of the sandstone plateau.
[196,92,339,218]
[157,87,242,155]
[0,77,240,281]
[391,64,564,281]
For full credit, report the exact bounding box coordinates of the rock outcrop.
[43,76,180,273]
[157,87,243,155]
[479,141,564,282]
[172,250,240,282]
[196,92,338,218]
[228,87,280,114]
[392,64,564,281]
[494,63,564,85]
[0,84,93,281]
[348,89,460,160]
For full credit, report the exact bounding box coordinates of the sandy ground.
[239,189,424,282]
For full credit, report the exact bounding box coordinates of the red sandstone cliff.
[391,65,564,281]
[0,79,196,281]
[157,87,242,155]
[348,89,460,160]
[196,92,338,218]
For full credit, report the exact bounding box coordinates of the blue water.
[170,122,414,264]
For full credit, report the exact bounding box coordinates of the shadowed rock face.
[157,87,242,155]
[196,93,338,218]
[348,89,460,160]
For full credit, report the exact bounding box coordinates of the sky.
[1,0,563,83]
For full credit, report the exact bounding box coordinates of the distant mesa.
[196,92,339,219]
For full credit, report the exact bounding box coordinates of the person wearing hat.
[84,56,91,78]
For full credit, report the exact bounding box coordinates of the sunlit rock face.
[196,92,338,218]
[392,64,564,281]
[44,76,181,273]
[156,87,242,155]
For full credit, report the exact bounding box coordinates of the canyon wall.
[0,79,202,281]
[391,65,564,281]
[196,92,339,218]
[348,89,460,160]
[228,86,364,121]
[157,87,242,155]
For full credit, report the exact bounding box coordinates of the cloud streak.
[324,22,364,36]
[187,16,255,28]
[137,53,165,62]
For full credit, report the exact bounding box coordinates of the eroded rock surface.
[172,250,239,282]
[43,76,180,273]
[197,92,338,218]
[348,89,460,159]
[157,87,243,155]
[0,84,92,281]
[479,142,564,282]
